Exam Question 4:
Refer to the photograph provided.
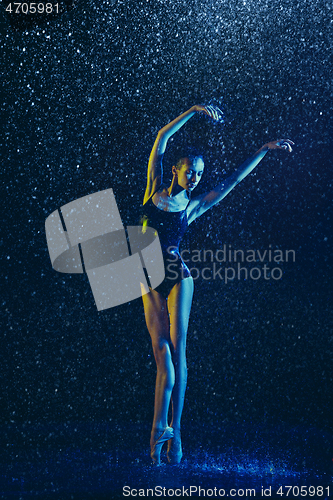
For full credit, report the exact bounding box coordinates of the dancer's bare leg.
[142,289,174,435]
[167,277,194,460]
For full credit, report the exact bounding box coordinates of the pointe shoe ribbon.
[150,427,174,465]
[167,434,183,464]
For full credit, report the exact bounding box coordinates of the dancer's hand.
[261,139,295,153]
[193,104,224,123]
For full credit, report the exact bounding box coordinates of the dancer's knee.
[172,345,187,376]
[153,341,175,390]
[172,342,186,365]
[152,339,172,365]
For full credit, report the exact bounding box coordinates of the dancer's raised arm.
[143,105,222,204]
[187,139,294,224]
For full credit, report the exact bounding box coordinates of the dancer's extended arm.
[187,139,294,224]
[143,105,222,204]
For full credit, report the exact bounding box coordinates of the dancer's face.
[174,157,204,192]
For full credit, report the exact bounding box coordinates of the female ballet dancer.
[141,104,293,465]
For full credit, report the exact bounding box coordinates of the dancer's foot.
[150,427,174,465]
[167,428,182,464]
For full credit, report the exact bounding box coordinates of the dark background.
[1,0,332,477]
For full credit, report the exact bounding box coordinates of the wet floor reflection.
[1,422,332,499]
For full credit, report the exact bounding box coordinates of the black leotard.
[141,191,191,298]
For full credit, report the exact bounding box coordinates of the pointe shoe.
[167,430,183,464]
[150,427,174,465]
